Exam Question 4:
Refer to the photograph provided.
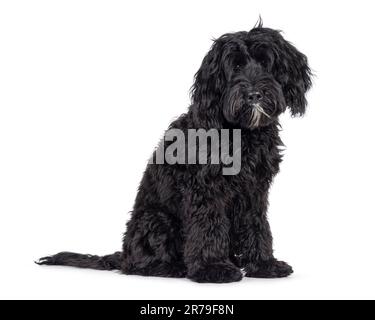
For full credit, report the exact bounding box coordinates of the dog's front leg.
[183,185,243,283]
[240,194,293,278]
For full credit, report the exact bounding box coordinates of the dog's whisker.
[249,103,270,127]
[255,104,271,119]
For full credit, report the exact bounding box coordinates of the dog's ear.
[271,37,312,116]
[191,40,226,109]
[250,28,312,116]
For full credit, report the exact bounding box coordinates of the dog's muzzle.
[249,102,271,128]
[247,91,263,104]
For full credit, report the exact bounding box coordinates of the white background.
[1,0,375,300]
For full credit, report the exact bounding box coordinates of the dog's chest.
[229,128,283,191]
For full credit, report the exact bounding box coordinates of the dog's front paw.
[188,261,243,283]
[245,258,293,278]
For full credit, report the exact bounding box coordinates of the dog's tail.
[35,251,122,271]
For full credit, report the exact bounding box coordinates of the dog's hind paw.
[244,258,293,278]
[188,261,243,283]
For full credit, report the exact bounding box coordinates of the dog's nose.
[248,91,263,104]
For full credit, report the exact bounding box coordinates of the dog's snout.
[248,91,263,104]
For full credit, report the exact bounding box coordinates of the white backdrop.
[1,0,375,300]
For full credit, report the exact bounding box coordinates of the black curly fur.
[37,252,122,270]
[37,22,312,283]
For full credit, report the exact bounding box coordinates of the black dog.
[37,21,312,283]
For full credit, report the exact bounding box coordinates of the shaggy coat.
[38,21,312,283]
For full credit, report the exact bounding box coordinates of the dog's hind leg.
[121,210,187,278]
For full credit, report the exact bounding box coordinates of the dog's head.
[191,21,312,129]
